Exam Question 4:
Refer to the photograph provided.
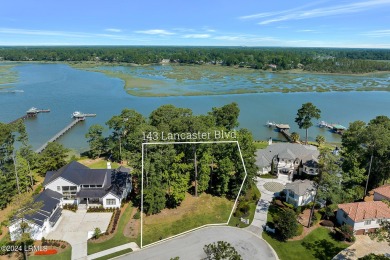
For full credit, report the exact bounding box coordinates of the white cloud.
[296,29,317,32]
[105,28,122,33]
[239,0,390,25]
[134,29,175,35]
[0,28,90,38]
[183,34,210,39]
[362,29,390,37]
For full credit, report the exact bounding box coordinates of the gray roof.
[20,189,62,227]
[285,180,315,196]
[255,143,319,168]
[77,188,108,198]
[43,161,132,199]
[43,161,109,186]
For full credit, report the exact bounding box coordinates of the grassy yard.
[263,227,349,260]
[264,204,348,260]
[78,158,120,169]
[29,247,71,260]
[228,183,260,228]
[93,248,132,260]
[87,203,138,255]
[142,193,233,246]
[254,141,269,149]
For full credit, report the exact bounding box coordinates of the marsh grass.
[68,62,390,97]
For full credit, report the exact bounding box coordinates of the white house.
[284,180,316,207]
[43,161,132,209]
[373,184,390,201]
[336,201,390,235]
[9,189,62,241]
[255,143,319,180]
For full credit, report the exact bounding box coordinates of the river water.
[1,63,389,153]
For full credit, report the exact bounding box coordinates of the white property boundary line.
[141,140,248,248]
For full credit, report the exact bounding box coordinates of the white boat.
[317,121,332,128]
[72,111,83,118]
[266,121,276,127]
[27,107,39,113]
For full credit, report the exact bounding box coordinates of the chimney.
[107,162,111,169]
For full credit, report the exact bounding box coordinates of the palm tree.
[295,103,321,145]
[316,135,325,146]
[290,132,300,143]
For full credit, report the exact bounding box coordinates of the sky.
[1,0,390,48]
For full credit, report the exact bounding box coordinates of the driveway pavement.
[46,209,112,260]
[115,226,277,260]
[246,176,289,235]
[333,235,390,259]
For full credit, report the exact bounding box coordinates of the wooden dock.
[8,108,50,125]
[35,118,84,153]
[265,122,293,142]
[279,129,293,142]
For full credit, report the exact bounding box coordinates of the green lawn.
[254,141,269,149]
[263,227,349,260]
[264,204,348,260]
[93,248,133,260]
[87,160,120,169]
[229,183,260,228]
[87,203,138,255]
[143,193,233,246]
[29,247,71,260]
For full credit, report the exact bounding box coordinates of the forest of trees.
[0,121,70,210]
[85,103,258,215]
[0,46,389,73]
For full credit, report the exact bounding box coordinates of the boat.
[72,111,83,118]
[27,107,39,114]
[266,121,276,127]
[318,121,328,128]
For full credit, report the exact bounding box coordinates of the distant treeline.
[0,46,390,73]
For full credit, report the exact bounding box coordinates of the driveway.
[115,226,277,260]
[333,235,390,259]
[246,176,289,235]
[46,209,112,260]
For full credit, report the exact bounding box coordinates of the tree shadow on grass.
[302,239,347,260]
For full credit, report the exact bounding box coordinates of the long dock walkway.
[8,108,50,125]
[35,118,84,153]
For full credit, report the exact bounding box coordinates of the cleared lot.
[47,210,112,260]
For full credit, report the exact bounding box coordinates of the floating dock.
[317,121,346,134]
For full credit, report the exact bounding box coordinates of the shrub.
[275,209,298,241]
[41,237,46,246]
[133,211,140,219]
[61,244,66,249]
[63,204,77,212]
[321,220,335,227]
[274,200,284,208]
[296,224,304,236]
[295,206,302,215]
[93,227,102,239]
[283,202,294,209]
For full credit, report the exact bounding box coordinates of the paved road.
[115,226,277,260]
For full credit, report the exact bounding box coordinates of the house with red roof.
[373,184,390,201]
[336,201,390,235]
